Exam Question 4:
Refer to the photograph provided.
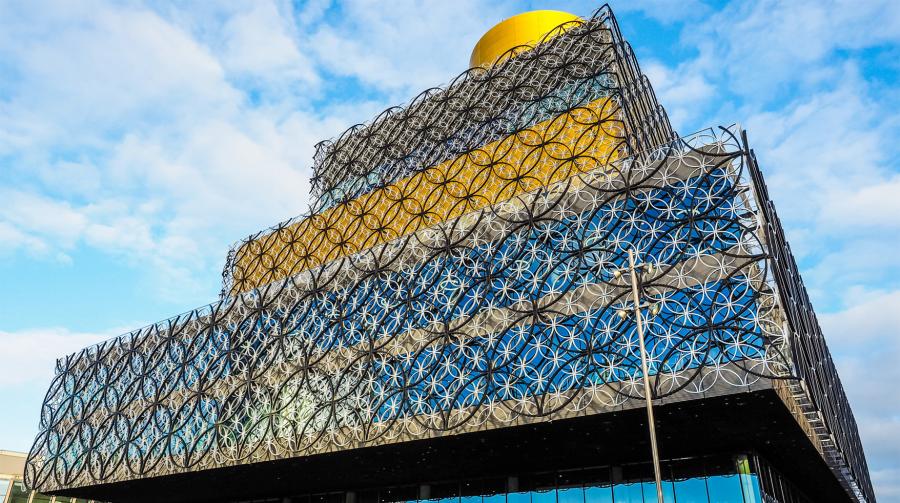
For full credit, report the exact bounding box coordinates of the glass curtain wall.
[0,478,97,503]
[237,455,781,503]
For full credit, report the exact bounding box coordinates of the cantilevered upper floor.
[24,6,873,503]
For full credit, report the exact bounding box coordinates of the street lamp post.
[624,248,664,503]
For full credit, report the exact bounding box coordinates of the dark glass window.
[6,480,30,503]
[359,489,378,503]
[580,466,612,503]
[31,492,54,503]
[430,481,460,503]
[381,486,417,503]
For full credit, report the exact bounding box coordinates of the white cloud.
[0,327,116,387]
[635,0,900,497]
[0,0,355,303]
[820,290,900,500]
[0,0,898,496]
[681,0,900,101]
[307,0,510,96]
[219,3,317,81]
[642,59,714,127]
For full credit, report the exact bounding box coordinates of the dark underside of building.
[55,390,842,503]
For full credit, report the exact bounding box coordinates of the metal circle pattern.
[25,126,794,493]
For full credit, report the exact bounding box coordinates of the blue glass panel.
[613,482,644,503]
[640,481,676,503]
[739,473,762,503]
[484,494,506,503]
[583,485,613,503]
[673,477,708,503]
[531,489,556,503]
[508,492,531,503]
[706,474,742,503]
[461,496,481,503]
[557,487,582,503]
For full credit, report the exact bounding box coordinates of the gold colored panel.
[231,98,622,294]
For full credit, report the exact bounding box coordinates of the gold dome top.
[470,10,582,68]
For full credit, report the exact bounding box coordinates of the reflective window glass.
[612,482,643,503]
[583,486,612,503]
[381,487,417,503]
[31,493,53,503]
[6,481,30,503]
[640,481,675,503]
[706,475,742,503]
[673,477,708,503]
[430,481,459,503]
[556,487,582,503]
[739,473,762,503]
[0,479,9,501]
[530,489,555,503]
[507,492,529,503]
[735,456,762,503]
[483,494,505,503]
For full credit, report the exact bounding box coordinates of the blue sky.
[0,0,898,499]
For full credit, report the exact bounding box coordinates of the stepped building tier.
[25,6,874,503]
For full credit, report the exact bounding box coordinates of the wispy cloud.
[821,290,900,500]
[0,0,897,497]
[0,327,116,387]
[620,0,900,498]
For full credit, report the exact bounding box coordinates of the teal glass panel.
[612,482,643,503]
[673,477,708,503]
[706,474,742,503]
[739,473,762,503]
[507,492,530,503]
[484,494,506,503]
[557,487,582,503]
[583,486,612,503]
[640,481,676,503]
[531,489,555,503]
[735,455,761,503]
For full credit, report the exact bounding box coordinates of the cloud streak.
[0,0,897,497]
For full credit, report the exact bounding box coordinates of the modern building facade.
[1,450,95,503]
[24,6,874,503]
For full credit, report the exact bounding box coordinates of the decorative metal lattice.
[222,5,672,296]
[24,6,872,503]
[26,127,791,492]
